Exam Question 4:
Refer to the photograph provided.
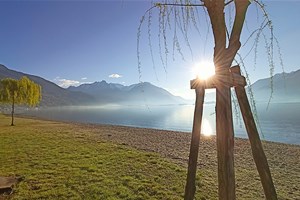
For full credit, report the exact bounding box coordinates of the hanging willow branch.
[155,0,234,7]
[137,0,283,77]
[137,0,284,105]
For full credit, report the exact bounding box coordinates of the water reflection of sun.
[201,119,213,136]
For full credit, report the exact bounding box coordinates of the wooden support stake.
[216,85,236,200]
[232,66,278,200]
[184,87,205,200]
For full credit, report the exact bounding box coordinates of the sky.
[0,0,299,99]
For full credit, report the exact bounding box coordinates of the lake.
[21,102,300,145]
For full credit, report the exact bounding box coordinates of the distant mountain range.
[0,64,185,106]
[1,64,299,106]
[251,69,300,102]
[0,64,94,106]
[203,69,300,103]
[68,81,185,105]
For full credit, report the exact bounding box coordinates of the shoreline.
[1,114,300,199]
[13,113,300,147]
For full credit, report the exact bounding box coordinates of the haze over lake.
[22,102,300,145]
[2,65,300,146]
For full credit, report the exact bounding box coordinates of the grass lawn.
[0,115,206,200]
[1,114,299,199]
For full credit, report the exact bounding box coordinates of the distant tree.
[0,76,41,126]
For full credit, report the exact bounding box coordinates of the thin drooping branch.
[155,3,204,7]
[138,0,283,91]
[147,9,159,81]
[137,5,157,82]
[175,5,194,60]
[172,8,185,61]
[155,0,234,8]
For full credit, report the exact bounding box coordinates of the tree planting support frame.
[184,65,277,200]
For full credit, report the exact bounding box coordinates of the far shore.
[1,114,299,199]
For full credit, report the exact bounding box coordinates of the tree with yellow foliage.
[0,76,41,126]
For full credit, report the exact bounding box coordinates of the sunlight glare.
[201,119,213,137]
[192,61,215,80]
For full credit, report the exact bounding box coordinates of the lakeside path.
[1,115,299,199]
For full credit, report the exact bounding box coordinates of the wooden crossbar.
[190,67,246,89]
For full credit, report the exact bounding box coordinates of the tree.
[0,76,41,126]
[138,0,282,103]
[138,1,281,200]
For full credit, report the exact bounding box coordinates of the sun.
[192,61,215,80]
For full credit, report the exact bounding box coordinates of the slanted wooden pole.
[231,66,278,200]
[184,87,205,200]
[215,72,236,200]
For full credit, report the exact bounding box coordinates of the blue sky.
[0,0,299,99]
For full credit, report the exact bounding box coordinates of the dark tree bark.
[203,1,250,199]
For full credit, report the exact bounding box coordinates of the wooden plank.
[0,177,18,189]
[184,87,205,200]
[190,73,246,90]
[232,66,278,200]
[216,85,236,200]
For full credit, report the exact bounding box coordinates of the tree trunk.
[203,1,250,199]
[184,88,205,200]
[216,83,235,200]
[11,96,15,126]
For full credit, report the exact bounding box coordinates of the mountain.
[68,81,186,105]
[0,64,94,106]
[0,64,186,106]
[251,69,300,102]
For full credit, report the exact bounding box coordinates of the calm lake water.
[21,102,300,145]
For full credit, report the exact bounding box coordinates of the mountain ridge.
[67,80,186,105]
[251,69,300,102]
[0,64,94,106]
[0,64,186,106]
[2,64,298,105]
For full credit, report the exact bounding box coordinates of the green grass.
[2,115,297,199]
[0,115,197,199]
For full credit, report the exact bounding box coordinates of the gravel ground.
[69,123,300,199]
